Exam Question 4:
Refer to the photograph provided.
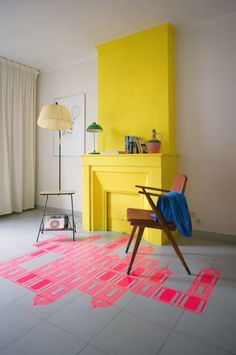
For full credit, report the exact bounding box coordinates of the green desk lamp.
[86,122,103,154]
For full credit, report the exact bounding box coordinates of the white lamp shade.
[37,103,72,131]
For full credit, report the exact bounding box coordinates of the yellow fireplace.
[82,153,178,245]
[82,23,177,245]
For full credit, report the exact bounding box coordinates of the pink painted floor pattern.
[0,235,221,314]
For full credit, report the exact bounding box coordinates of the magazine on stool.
[43,215,69,230]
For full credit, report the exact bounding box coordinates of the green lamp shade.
[87,122,103,132]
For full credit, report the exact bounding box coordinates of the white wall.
[36,54,97,212]
[37,15,236,235]
[176,16,236,235]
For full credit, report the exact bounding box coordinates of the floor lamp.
[37,103,72,191]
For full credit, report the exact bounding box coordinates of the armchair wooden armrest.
[135,184,170,193]
[138,191,168,198]
[138,190,168,222]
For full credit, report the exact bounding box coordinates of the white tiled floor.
[0,209,235,355]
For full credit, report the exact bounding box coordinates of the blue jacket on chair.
[151,192,192,237]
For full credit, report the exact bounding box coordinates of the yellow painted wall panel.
[93,171,149,192]
[108,192,142,208]
[107,218,133,234]
[107,192,142,233]
[97,23,176,154]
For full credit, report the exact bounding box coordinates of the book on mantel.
[125,136,147,154]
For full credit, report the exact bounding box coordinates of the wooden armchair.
[126,174,191,275]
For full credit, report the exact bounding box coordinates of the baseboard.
[192,229,236,243]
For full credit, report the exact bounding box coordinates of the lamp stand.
[90,132,100,154]
[59,130,62,190]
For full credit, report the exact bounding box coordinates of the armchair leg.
[126,225,137,253]
[127,226,145,275]
[165,230,191,275]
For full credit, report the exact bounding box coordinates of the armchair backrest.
[170,174,187,193]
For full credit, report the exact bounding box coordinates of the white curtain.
[0,57,39,215]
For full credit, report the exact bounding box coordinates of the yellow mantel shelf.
[82,153,178,245]
[82,153,178,166]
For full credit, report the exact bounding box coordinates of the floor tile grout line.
[155,308,185,354]
[33,318,87,344]
[45,301,123,343]
[124,308,173,332]
[76,343,89,355]
[199,301,236,317]
[0,318,90,355]
[156,327,177,354]
[76,342,111,355]
[0,315,45,353]
[84,306,124,342]
[173,328,235,355]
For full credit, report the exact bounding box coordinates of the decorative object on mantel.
[86,122,103,154]
[147,129,162,153]
[37,102,72,190]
